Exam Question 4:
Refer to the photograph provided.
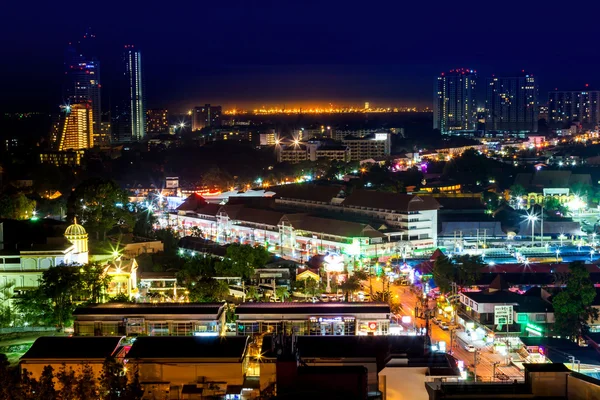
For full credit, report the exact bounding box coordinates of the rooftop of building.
[73,302,226,316]
[342,190,440,212]
[236,302,391,315]
[271,184,344,203]
[21,336,123,360]
[514,170,592,190]
[125,336,249,360]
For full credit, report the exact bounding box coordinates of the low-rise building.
[235,302,391,336]
[125,336,254,400]
[20,336,124,381]
[342,132,391,161]
[73,303,227,337]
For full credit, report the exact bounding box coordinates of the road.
[367,277,524,381]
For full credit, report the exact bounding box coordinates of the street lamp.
[526,213,538,246]
[555,249,560,261]
[591,249,595,261]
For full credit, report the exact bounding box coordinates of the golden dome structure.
[64,217,89,264]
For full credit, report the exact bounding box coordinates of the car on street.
[465,344,476,352]
[439,321,449,330]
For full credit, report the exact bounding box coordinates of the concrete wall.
[138,361,244,387]
[529,371,568,397]
[567,374,600,400]
[379,366,429,400]
[20,361,105,388]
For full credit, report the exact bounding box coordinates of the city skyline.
[1,1,599,112]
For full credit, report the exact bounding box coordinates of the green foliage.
[100,357,128,400]
[340,276,361,299]
[432,255,454,294]
[187,277,229,302]
[544,196,565,213]
[275,286,290,302]
[176,256,218,285]
[216,244,269,279]
[75,364,97,399]
[552,261,599,339]
[154,228,179,257]
[432,254,484,294]
[107,293,133,303]
[245,286,261,301]
[133,210,157,238]
[570,182,595,200]
[0,192,36,220]
[202,167,234,190]
[69,178,133,240]
[15,263,111,329]
[509,184,527,198]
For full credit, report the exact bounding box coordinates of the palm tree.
[245,286,261,302]
[275,286,290,302]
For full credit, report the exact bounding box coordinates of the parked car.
[465,344,476,352]
[432,318,440,325]
[439,322,449,330]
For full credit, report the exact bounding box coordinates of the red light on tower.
[586,83,590,87]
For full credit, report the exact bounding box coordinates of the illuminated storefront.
[236,303,390,336]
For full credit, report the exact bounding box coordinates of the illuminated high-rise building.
[114,46,146,142]
[64,30,102,145]
[191,104,222,131]
[548,89,600,129]
[485,73,538,134]
[56,104,94,151]
[147,109,169,134]
[433,69,477,135]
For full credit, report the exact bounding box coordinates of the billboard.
[494,305,513,325]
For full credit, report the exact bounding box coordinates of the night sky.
[1,1,598,112]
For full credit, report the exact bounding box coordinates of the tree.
[154,228,179,257]
[340,276,361,300]
[20,368,39,399]
[187,278,229,302]
[275,286,290,302]
[216,244,269,279]
[544,196,566,215]
[552,261,599,339]
[15,263,111,328]
[38,365,56,400]
[75,364,97,400]
[69,178,133,240]
[100,357,128,400]
[176,256,217,286]
[432,255,454,294]
[133,210,157,238]
[245,286,261,302]
[509,184,527,198]
[124,366,144,400]
[455,255,484,289]
[79,262,112,303]
[57,364,77,400]
[0,192,36,220]
[0,281,15,328]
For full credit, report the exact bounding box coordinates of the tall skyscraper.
[192,104,222,131]
[114,46,146,142]
[485,73,539,133]
[548,90,600,129]
[146,109,169,134]
[64,30,102,145]
[56,104,94,151]
[433,69,477,135]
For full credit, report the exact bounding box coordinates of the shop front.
[236,303,391,336]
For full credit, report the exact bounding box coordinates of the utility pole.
[473,350,480,382]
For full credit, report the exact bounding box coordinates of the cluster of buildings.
[0,219,162,300]
[434,68,600,137]
[19,333,465,400]
[275,132,393,164]
[39,30,151,166]
[171,185,440,264]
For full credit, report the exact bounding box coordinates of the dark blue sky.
[1,0,599,112]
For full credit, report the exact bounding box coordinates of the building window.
[76,323,94,336]
[101,323,119,336]
[535,314,546,322]
[172,322,193,335]
[148,322,169,336]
